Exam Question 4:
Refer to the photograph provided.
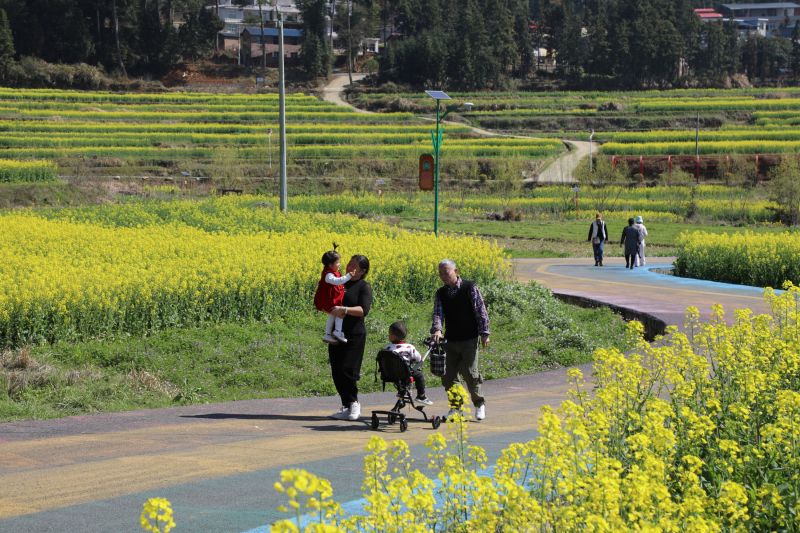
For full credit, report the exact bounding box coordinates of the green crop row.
[0,101,335,113]
[282,188,774,223]
[635,98,800,112]
[0,143,560,160]
[0,159,57,182]
[601,140,800,155]
[0,133,559,149]
[0,120,472,135]
[0,89,320,104]
[0,108,416,123]
[355,88,800,113]
[598,129,800,143]
[0,132,473,147]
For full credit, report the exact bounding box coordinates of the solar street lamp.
[425,90,472,236]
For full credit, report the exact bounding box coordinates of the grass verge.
[0,281,631,421]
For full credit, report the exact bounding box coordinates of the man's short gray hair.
[439,259,457,270]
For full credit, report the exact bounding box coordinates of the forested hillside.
[0,0,798,89]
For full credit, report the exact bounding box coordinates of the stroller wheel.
[371,413,380,430]
[432,416,442,429]
[399,419,408,432]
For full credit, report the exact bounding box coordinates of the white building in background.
[214,0,302,29]
[212,1,381,65]
[718,3,800,37]
[213,0,303,62]
[695,8,769,37]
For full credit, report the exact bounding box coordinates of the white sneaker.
[347,401,361,420]
[330,406,350,420]
[332,330,348,344]
[476,404,486,421]
[415,396,433,406]
[322,334,338,344]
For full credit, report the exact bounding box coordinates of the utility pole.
[695,112,700,158]
[268,128,273,171]
[347,0,353,86]
[277,9,287,212]
[695,112,700,183]
[329,0,335,50]
[257,0,266,70]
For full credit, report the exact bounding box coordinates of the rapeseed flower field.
[271,287,800,531]
[675,231,800,287]
[0,197,506,346]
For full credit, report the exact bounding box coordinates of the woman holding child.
[327,254,372,421]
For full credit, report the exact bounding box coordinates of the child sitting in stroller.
[385,321,433,405]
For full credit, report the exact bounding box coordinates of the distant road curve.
[320,75,595,184]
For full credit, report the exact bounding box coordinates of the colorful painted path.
[0,258,773,532]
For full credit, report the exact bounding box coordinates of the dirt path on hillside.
[530,140,600,184]
[320,73,368,111]
[320,75,595,184]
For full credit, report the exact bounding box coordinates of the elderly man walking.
[431,259,490,421]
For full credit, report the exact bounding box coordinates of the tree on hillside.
[511,0,534,77]
[0,8,13,82]
[742,34,790,80]
[0,0,94,65]
[792,22,800,78]
[379,0,448,87]
[769,157,800,226]
[111,0,131,76]
[179,3,223,60]
[334,0,378,83]
[139,0,169,73]
[583,1,612,79]
[256,0,267,69]
[484,0,517,85]
[448,0,491,89]
[298,0,330,79]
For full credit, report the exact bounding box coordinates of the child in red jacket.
[314,246,355,344]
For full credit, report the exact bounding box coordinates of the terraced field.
[351,88,800,170]
[0,89,562,180]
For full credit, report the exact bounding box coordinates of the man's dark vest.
[438,280,480,341]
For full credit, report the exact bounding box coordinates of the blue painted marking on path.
[242,496,368,533]
[640,263,777,294]
[242,467,498,533]
[566,260,777,296]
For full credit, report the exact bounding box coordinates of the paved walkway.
[0,260,773,532]
[0,371,569,532]
[513,257,771,327]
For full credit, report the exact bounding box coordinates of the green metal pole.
[278,14,287,212]
[434,100,440,237]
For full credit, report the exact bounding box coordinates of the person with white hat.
[633,215,648,266]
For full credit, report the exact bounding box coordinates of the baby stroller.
[370,344,444,432]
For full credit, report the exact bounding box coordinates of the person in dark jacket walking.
[587,212,609,266]
[431,259,490,421]
[620,217,642,270]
